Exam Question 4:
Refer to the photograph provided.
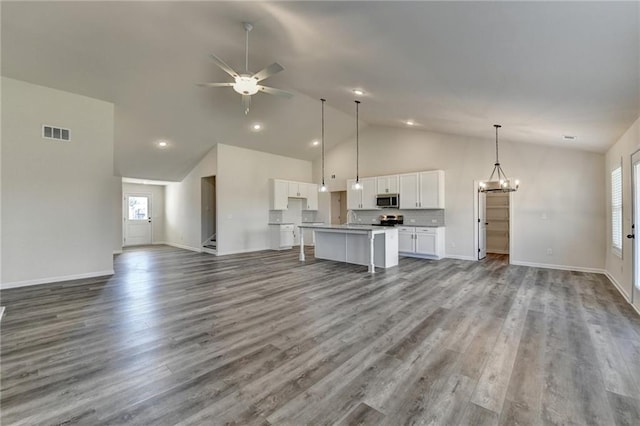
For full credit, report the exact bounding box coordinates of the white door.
[478,191,487,260]
[631,152,640,311]
[124,194,152,246]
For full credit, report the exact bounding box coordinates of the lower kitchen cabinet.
[269,224,294,250]
[397,226,445,259]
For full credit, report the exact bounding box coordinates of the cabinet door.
[361,178,378,209]
[346,179,361,210]
[399,173,419,209]
[305,184,318,210]
[298,183,309,200]
[418,170,444,208]
[376,176,399,194]
[288,182,299,197]
[271,179,289,210]
[415,230,436,255]
[398,231,415,253]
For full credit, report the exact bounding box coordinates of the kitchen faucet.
[346,210,356,225]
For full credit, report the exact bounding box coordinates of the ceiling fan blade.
[258,85,294,98]
[209,53,239,78]
[252,62,284,82]
[196,82,234,87]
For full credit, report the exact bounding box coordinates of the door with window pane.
[124,194,152,246]
[631,153,640,311]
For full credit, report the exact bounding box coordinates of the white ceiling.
[2,1,639,181]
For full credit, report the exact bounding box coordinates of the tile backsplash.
[269,209,323,224]
[351,209,445,226]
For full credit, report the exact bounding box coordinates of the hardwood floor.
[2,246,640,425]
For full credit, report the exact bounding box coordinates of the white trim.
[164,242,202,253]
[113,249,123,255]
[445,254,476,261]
[604,271,631,302]
[510,260,604,274]
[1,270,115,289]
[201,247,217,255]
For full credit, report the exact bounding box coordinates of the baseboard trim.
[216,247,271,256]
[445,254,476,261]
[510,260,604,274]
[604,271,631,302]
[1,269,115,290]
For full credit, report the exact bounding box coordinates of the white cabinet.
[270,224,294,250]
[347,177,378,210]
[376,175,399,194]
[269,179,318,211]
[270,179,289,210]
[399,170,444,209]
[397,226,445,259]
[288,182,308,199]
[304,184,318,210]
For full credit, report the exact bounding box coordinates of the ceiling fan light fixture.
[233,75,259,95]
[479,124,519,193]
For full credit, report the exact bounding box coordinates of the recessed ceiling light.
[352,89,365,96]
[157,140,168,148]
[312,140,320,146]
[251,123,263,131]
[563,135,577,141]
[405,120,415,126]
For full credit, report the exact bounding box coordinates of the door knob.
[627,234,635,239]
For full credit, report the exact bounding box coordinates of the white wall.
[314,125,606,270]
[165,144,311,255]
[122,182,166,245]
[1,78,118,287]
[605,116,640,299]
[165,146,218,251]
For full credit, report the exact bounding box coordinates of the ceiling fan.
[198,22,293,114]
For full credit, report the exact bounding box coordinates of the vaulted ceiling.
[2,1,639,181]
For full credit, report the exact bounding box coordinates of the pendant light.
[352,100,362,190]
[479,124,519,192]
[319,98,328,192]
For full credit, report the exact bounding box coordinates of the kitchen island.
[297,224,398,273]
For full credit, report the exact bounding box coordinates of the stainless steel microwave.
[376,193,399,208]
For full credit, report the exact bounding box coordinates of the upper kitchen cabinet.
[270,179,289,210]
[304,184,318,210]
[288,182,308,199]
[376,175,399,194]
[347,177,378,210]
[399,170,445,209]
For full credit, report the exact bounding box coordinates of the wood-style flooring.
[2,246,640,425]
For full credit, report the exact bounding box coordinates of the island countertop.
[298,224,398,273]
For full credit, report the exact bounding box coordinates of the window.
[612,166,622,256]
[128,196,148,220]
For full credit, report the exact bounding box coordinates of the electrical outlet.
[451,242,456,248]
[357,218,362,222]
[546,248,553,255]
[410,219,416,223]
[541,213,548,220]
[431,219,437,223]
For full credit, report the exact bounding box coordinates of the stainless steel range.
[376,214,404,226]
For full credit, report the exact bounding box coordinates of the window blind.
[612,166,622,255]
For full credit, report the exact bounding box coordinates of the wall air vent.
[42,125,70,141]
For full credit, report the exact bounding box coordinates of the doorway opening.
[475,182,512,263]
[201,175,216,254]
[330,191,348,225]
[630,152,640,312]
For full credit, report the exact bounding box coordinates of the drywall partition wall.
[605,116,640,299]
[1,78,117,287]
[122,182,166,244]
[215,144,312,255]
[314,125,606,271]
[165,146,218,251]
[164,144,312,254]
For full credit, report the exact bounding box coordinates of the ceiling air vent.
[42,125,70,141]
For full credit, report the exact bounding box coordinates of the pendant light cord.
[494,124,501,166]
[355,100,360,182]
[321,99,326,186]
